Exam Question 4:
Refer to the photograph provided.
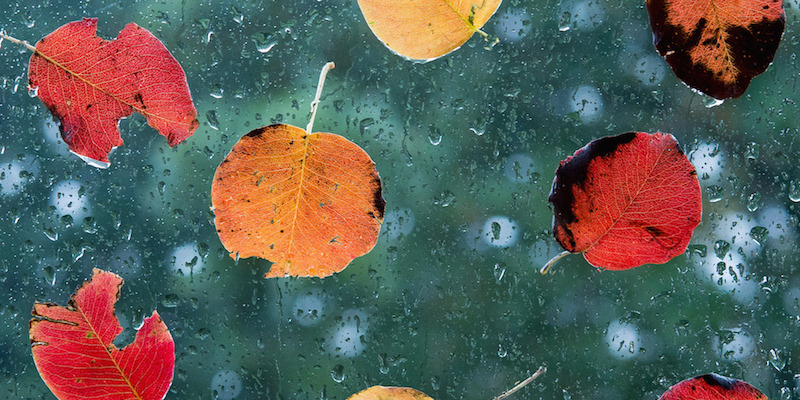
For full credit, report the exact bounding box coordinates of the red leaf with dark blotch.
[659,374,768,400]
[28,18,198,167]
[29,268,174,400]
[647,0,784,99]
[548,132,702,270]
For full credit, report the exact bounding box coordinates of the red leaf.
[647,0,784,99]
[28,18,198,167]
[659,374,768,400]
[29,268,174,400]
[548,132,702,270]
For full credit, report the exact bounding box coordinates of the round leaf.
[549,132,702,270]
[357,0,502,61]
[211,123,385,278]
[659,374,767,400]
[647,0,785,99]
[348,386,435,400]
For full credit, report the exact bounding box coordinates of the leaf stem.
[0,29,36,52]
[493,366,546,400]
[540,250,570,274]
[306,61,335,135]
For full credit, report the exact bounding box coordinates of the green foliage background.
[1,0,800,399]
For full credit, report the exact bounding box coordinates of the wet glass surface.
[1,1,800,399]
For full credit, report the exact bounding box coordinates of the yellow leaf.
[348,386,435,400]
[357,0,502,60]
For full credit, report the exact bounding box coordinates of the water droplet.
[491,221,502,240]
[433,191,455,207]
[493,263,506,283]
[780,387,791,400]
[745,142,759,160]
[22,11,35,28]
[788,180,800,202]
[558,11,572,31]
[687,244,707,257]
[746,192,761,212]
[195,327,211,339]
[331,364,345,383]
[378,353,389,374]
[706,185,724,202]
[206,110,220,130]
[704,96,724,108]
[42,266,56,286]
[428,127,442,146]
[162,293,180,308]
[497,344,507,358]
[209,84,223,99]
[27,86,38,98]
[769,348,786,371]
[252,32,278,53]
[258,41,277,53]
[469,127,484,136]
[231,6,244,24]
[749,226,769,246]
[42,227,58,241]
[713,240,730,258]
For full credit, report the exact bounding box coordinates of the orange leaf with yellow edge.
[357,0,502,61]
[211,123,385,278]
[348,386,435,400]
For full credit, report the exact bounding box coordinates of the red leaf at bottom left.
[30,268,174,400]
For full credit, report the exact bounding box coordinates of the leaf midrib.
[443,0,480,32]
[34,44,185,125]
[76,303,143,400]
[585,144,669,255]
[286,132,312,261]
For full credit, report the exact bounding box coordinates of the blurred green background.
[1,0,800,399]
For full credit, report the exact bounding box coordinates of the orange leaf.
[357,0,502,60]
[647,0,784,99]
[348,386,435,400]
[211,123,385,278]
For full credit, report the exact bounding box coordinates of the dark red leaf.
[647,0,784,99]
[28,18,198,167]
[548,132,702,270]
[30,268,174,400]
[659,374,768,400]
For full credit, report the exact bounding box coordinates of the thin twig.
[540,250,570,275]
[493,366,546,400]
[306,61,335,135]
[0,30,37,52]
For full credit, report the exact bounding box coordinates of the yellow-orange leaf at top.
[211,123,385,278]
[647,0,784,99]
[348,386,435,400]
[357,0,502,61]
